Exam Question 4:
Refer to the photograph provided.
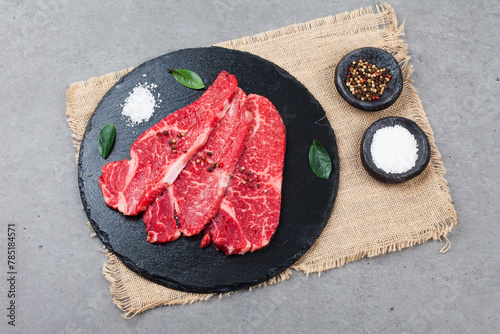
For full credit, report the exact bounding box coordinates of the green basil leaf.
[168,68,205,89]
[98,123,116,159]
[309,139,332,179]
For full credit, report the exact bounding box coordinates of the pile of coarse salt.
[121,82,159,125]
[370,125,419,174]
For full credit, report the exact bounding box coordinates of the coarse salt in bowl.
[360,116,431,183]
[371,125,418,174]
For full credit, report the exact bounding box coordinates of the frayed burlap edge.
[215,3,411,75]
[67,3,457,318]
[67,65,295,318]
[217,4,396,47]
[216,3,457,274]
[102,248,292,319]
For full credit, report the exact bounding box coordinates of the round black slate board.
[78,46,339,293]
[334,47,403,112]
[360,116,430,183]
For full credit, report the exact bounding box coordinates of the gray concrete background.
[0,0,498,333]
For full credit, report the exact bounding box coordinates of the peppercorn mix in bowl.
[334,47,403,112]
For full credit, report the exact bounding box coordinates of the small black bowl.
[361,117,431,183]
[335,47,403,112]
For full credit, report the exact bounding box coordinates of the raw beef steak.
[142,87,251,242]
[201,94,286,255]
[174,87,251,237]
[99,71,238,215]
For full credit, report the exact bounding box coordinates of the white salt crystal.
[370,125,419,174]
[122,85,156,125]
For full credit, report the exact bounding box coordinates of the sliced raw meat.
[99,71,238,216]
[142,87,251,242]
[173,87,251,237]
[202,94,286,255]
[143,188,180,243]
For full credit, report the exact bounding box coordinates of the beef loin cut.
[174,87,251,236]
[99,71,238,216]
[201,94,286,255]
[143,87,251,242]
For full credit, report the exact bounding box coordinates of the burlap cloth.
[66,4,457,318]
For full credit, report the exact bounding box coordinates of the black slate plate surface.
[78,46,339,293]
[334,47,403,112]
[361,116,430,183]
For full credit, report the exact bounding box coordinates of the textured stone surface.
[79,47,338,293]
[0,0,498,332]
